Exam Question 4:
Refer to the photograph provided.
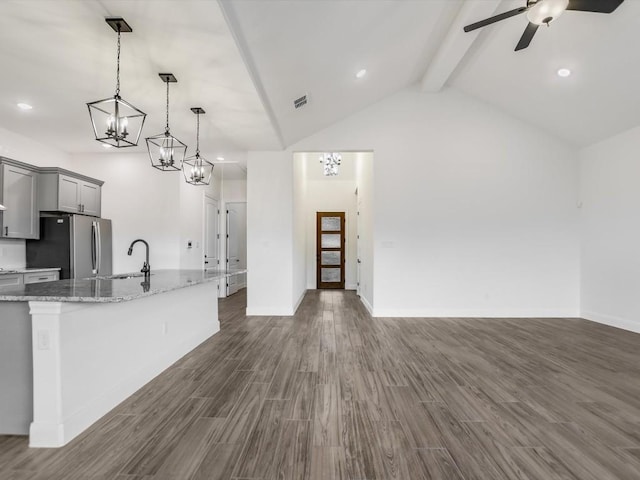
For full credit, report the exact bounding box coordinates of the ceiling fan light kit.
[527,0,569,25]
[463,0,624,51]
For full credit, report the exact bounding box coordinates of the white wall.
[222,179,247,203]
[0,126,74,268]
[292,154,307,310]
[0,126,72,170]
[69,153,224,273]
[579,125,640,333]
[246,151,295,315]
[248,86,580,317]
[67,153,181,273]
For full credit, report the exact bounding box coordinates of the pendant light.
[87,18,146,148]
[146,74,187,171]
[182,108,214,186]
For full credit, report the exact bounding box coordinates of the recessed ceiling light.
[17,103,33,110]
[355,69,367,79]
[102,143,113,149]
[557,68,571,78]
[216,156,224,162]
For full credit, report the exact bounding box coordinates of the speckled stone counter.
[0,268,245,303]
[0,268,61,276]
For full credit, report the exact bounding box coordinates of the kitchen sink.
[93,273,152,280]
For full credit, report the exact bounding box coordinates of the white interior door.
[204,195,219,270]
[356,190,362,297]
[226,203,247,295]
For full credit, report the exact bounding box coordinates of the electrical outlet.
[37,330,51,350]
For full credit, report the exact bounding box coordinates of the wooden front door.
[316,212,345,289]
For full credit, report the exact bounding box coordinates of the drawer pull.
[38,277,48,281]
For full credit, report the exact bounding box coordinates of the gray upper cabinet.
[0,159,39,239]
[39,169,103,217]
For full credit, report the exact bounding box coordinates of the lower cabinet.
[23,271,59,284]
[0,271,59,286]
[0,274,23,287]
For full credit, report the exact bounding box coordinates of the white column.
[28,301,65,447]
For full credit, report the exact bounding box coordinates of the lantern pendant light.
[182,108,214,186]
[146,74,187,171]
[87,18,146,148]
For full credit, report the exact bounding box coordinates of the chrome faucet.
[127,239,150,277]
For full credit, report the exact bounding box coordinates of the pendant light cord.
[195,112,200,156]
[115,26,121,97]
[165,80,170,134]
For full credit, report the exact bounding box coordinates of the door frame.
[316,211,346,289]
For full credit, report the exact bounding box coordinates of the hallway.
[1,289,639,479]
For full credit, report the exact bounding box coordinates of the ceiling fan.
[463,0,624,51]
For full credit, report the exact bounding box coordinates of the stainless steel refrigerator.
[26,214,112,279]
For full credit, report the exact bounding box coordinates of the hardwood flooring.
[1,289,640,479]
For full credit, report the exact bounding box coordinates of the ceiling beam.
[421,0,504,93]
[217,0,286,149]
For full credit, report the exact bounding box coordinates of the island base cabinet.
[27,282,219,447]
[0,303,33,435]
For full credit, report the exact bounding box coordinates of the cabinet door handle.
[4,226,7,236]
[78,204,82,212]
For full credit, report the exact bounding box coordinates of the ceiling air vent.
[293,94,308,110]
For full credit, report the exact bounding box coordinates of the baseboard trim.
[371,308,579,318]
[581,310,640,334]
[246,307,295,316]
[360,295,374,315]
[293,290,306,314]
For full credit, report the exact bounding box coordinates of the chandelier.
[146,74,187,171]
[320,152,342,176]
[87,18,146,148]
[182,108,214,186]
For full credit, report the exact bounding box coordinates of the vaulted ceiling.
[0,0,638,162]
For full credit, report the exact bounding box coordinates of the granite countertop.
[0,267,61,275]
[0,269,246,303]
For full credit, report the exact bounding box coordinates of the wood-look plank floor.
[1,289,640,479]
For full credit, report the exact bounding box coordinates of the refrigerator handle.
[91,221,98,274]
[96,221,102,274]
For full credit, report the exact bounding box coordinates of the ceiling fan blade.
[515,22,540,51]
[463,7,528,32]
[567,0,624,13]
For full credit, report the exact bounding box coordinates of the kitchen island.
[0,269,244,448]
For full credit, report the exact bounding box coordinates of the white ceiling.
[0,0,280,165]
[221,0,464,147]
[0,0,638,164]
[450,0,640,147]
